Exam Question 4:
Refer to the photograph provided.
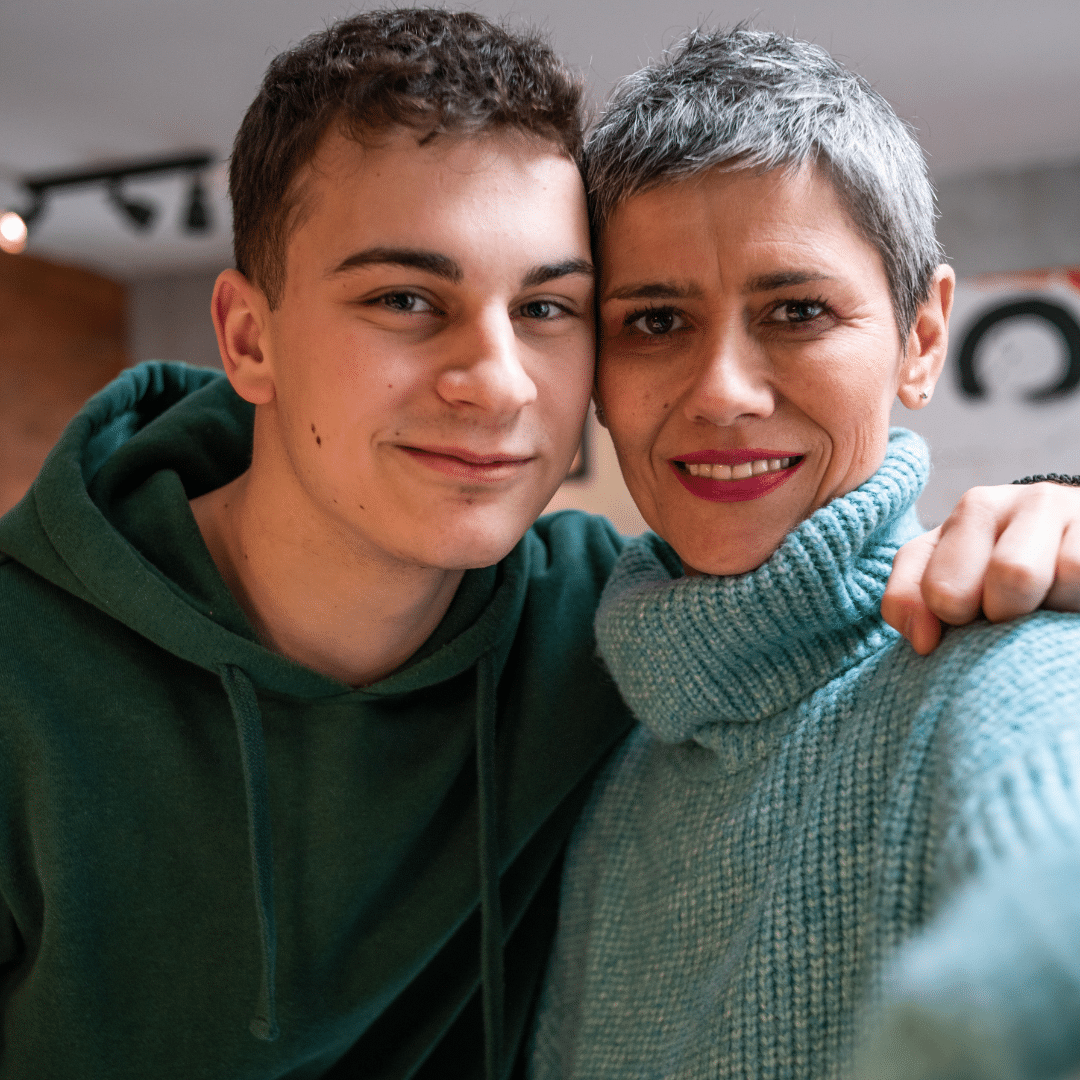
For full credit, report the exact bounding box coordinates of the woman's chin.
[677,544,777,579]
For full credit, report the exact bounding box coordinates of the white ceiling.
[3,0,1079,279]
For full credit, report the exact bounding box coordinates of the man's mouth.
[669,450,805,502]
[399,444,535,483]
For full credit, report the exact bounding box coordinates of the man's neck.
[190,471,465,687]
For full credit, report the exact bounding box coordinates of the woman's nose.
[435,312,538,415]
[683,329,775,426]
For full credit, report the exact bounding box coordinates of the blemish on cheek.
[311,422,322,447]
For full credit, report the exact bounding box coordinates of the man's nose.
[435,310,538,415]
[683,325,775,427]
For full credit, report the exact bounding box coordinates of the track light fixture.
[183,176,212,234]
[106,178,157,232]
[4,151,215,242]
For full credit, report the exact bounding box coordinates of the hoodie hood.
[0,362,524,701]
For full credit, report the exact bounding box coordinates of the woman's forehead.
[598,164,884,296]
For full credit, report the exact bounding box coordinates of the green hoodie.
[0,362,633,1079]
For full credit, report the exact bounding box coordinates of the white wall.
[937,161,1080,277]
[128,269,223,370]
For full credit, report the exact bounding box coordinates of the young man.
[0,10,1076,1079]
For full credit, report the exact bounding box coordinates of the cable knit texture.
[531,429,1080,1080]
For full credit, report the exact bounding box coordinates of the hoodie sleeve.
[860,613,1080,1080]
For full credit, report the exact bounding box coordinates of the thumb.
[882,528,943,655]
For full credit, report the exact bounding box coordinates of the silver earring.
[919,392,928,400]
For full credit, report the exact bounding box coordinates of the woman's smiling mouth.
[670,450,805,502]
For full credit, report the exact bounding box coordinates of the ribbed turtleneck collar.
[595,429,929,744]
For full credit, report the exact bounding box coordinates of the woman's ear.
[211,269,276,405]
[897,264,955,410]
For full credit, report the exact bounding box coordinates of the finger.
[980,494,1061,622]
[1045,519,1080,612]
[919,491,1002,625]
[882,529,943,655]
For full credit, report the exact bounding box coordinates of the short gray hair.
[584,27,944,337]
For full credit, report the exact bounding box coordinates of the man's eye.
[519,300,563,320]
[769,300,827,324]
[628,308,686,335]
[375,292,434,313]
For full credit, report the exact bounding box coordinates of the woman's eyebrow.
[521,258,594,288]
[603,281,701,302]
[328,247,463,282]
[745,270,835,292]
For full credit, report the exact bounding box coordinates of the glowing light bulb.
[0,211,28,254]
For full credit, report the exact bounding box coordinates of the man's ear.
[896,264,955,410]
[211,269,276,405]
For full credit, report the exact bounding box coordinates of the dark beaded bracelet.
[1012,473,1080,487]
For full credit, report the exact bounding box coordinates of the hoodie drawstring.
[476,651,505,1080]
[216,655,502,1063]
[219,663,280,1042]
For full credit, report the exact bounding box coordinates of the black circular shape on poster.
[957,298,1080,401]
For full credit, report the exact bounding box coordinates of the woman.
[532,28,1080,1080]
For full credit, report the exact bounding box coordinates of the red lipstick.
[669,450,804,503]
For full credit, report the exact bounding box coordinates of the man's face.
[253,127,594,571]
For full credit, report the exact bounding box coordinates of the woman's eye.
[629,308,686,335]
[768,300,827,324]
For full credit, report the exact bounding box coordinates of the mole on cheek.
[311,422,321,447]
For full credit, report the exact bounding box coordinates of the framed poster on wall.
[894,268,1080,524]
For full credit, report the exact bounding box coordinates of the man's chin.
[406,519,536,572]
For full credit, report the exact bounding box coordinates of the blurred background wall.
[2,0,1078,526]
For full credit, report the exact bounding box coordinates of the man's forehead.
[287,124,587,257]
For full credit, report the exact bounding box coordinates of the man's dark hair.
[230,7,586,307]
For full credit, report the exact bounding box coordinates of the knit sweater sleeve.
[862,611,1080,1080]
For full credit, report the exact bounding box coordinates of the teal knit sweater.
[531,429,1080,1080]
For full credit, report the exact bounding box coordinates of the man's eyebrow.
[328,247,463,282]
[521,258,594,289]
[745,271,835,292]
[603,281,702,302]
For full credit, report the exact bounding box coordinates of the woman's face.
[596,164,953,576]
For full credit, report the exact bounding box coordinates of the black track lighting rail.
[21,152,215,195]
[6,151,219,239]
